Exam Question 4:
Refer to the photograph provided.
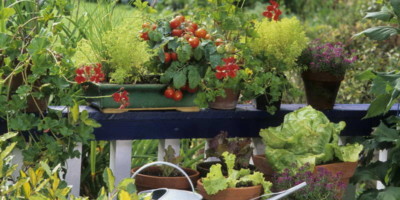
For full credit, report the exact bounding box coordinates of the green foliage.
[249,17,309,72]
[73,3,153,84]
[202,152,272,195]
[260,106,363,173]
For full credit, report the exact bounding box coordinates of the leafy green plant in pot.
[253,106,363,195]
[131,145,200,192]
[244,2,309,113]
[196,152,272,200]
[196,131,254,177]
[297,40,357,110]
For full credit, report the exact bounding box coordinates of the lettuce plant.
[259,106,363,172]
[202,152,272,195]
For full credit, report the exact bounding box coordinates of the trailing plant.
[0,0,99,168]
[201,152,272,195]
[298,40,357,76]
[273,163,346,200]
[259,106,363,173]
[206,131,253,169]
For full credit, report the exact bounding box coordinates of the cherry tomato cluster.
[168,15,212,49]
[164,52,178,63]
[163,84,198,101]
[140,22,157,41]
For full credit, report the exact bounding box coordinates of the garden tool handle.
[250,182,307,200]
[131,161,196,193]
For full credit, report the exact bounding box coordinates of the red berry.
[188,37,200,48]
[173,90,183,101]
[171,29,184,37]
[140,32,149,40]
[164,87,174,99]
[170,19,181,29]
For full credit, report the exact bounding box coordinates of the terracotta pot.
[252,155,274,181]
[301,70,344,110]
[196,161,257,178]
[131,166,200,192]
[196,179,262,200]
[208,88,240,110]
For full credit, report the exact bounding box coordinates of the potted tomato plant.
[253,106,363,198]
[196,152,272,200]
[297,40,357,110]
[131,145,200,192]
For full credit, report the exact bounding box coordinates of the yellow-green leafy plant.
[249,17,309,72]
[73,7,153,84]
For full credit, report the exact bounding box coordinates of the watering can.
[131,161,203,200]
[132,161,307,200]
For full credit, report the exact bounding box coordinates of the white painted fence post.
[11,148,23,179]
[110,140,133,186]
[65,143,82,197]
[377,149,388,190]
[158,139,180,161]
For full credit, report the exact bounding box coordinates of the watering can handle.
[131,161,196,193]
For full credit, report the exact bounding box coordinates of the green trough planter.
[83,83,199,112]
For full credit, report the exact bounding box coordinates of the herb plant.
[273,163,346,200]
[202,152,272,195]
[259,106,363,173]
[298,40,357,76]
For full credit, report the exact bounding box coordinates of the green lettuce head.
[260,106,361,172]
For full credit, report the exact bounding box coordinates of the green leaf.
[202,164,228,195]
[354,26,399,41]
[188,66,201,89]
[103,168,115,192]
[391,0,400,18]
[173,69,187,89]
[83,118,101,128]
[193,46,204,61]
[210,54,223,68]
[177,43,191,63]
[364,7,394,21]
[158,49,165,63]
[365,94,391,118]
[168,39,179,51]
[149,31,162,42]
[71,102,79,124]
[372,122,400,143]
[377,187,400,200]
[0,7,15,20]
[27,37,50,54]
[0,132,18,142]
[351,161,389,184]
[356,70,376,81]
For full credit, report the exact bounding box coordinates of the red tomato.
[175,15,185,22]
[170,19,181,29]
[195,28,207,38]
[189,22,198,30]
[164,87,174,99]
[171,29,184,37]
[187,87,198,93]
[152,24,157,30]
[173,90,183,101]
[140,32,149,40]
[188,37,200,48]
[205,34,212,40]
[170,52,178,61]
[185,26,195,34]
[215,38,224,46]
[181,84,189,91]
[183,33,192,41]
[164,52,171,63]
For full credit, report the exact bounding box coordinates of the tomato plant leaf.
[173,69,187,89]
[177,43,191,63]
[210,54,223,68]
[193,46,204,61]
[188,66,201,89]
[149,31,162,42]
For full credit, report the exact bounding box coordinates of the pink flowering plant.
[298,40,357,76]
[273,163,346,200]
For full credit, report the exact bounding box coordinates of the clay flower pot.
[208,88,240,110]
[196,179,262,200]
[301,70,344,110]
[131,166,200,192]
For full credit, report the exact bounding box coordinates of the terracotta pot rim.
[197,178,262,191]
[131,166,200,180]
